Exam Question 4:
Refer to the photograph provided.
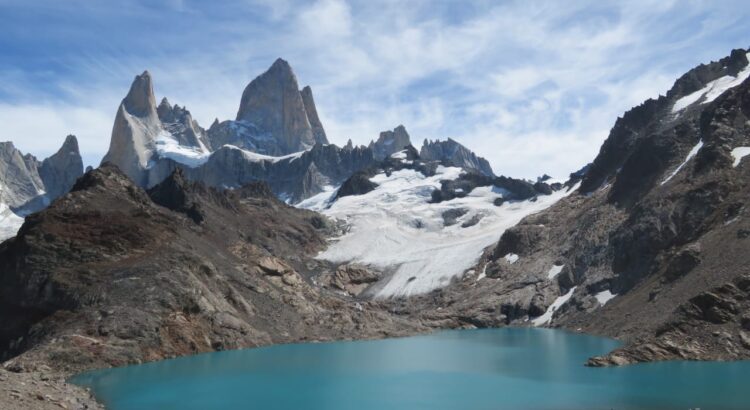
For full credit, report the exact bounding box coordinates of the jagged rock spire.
[123,71,158,118]
[39,135,84,200]
[369,125,412,160]
[300,85,328,145]
[235,58,323,154]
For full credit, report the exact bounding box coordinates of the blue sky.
[1,0,749,178]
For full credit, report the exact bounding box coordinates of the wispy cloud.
[0,0,749,178]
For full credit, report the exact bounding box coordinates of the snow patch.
[672,53,750,113]
[303,164,579,298]
[223,145,305,163]
[504,253,519,264]
[595,290,617,306]
[390,150,407,160]
[532,286,577,327]
[154,131,211,167]
[731,146,750,167]
[547,264,564,280]
[660,140,703,185]
[0,183,24,241]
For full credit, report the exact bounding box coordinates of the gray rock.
[101,70,162,186]
[420,138,494,176]
[234,58,319,154]
[369,125,412,160]
[39,135,84,200]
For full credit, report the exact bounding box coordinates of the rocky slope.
[0,165,426,378]
[409,47,750,366]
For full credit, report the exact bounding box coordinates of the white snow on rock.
[154,131,211,167]
[532,286,577,327]
[390,150,408,160]
[731,146,750,167]
[672,53,750,113]
[547,264,564,280]
[660,140,703,185]
[504,253,519,264]
[301,165,579,298]
[594,290,617,306]
[223,145,305,163]
[154,132,307,169]
[0,183,24,241]
[476,265,487,281]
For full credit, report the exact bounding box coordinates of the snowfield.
[301,166,578,298]
[672,52,750,113]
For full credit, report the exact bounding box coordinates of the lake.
[71,328,750,410]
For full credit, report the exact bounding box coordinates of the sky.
[0,0,749,179]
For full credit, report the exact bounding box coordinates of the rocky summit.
[0,136,84,241]
[2,45,750,409]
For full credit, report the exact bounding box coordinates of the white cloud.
[1,0,749,178]
[0,103,113,166]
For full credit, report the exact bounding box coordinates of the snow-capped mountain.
[0,135,84,241]
[101,60,501,203]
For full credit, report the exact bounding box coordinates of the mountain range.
[1,46,750,408]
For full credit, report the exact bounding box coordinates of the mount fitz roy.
[0,47,750,409]
[100,59,499,203]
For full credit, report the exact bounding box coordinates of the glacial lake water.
[71,328,750,410]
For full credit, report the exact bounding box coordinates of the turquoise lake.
[71,328,750,410]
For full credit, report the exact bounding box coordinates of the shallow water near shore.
[71,328,750,410]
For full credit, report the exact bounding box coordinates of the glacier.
[302,165,578,298]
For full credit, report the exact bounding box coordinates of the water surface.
[72,328,750,410]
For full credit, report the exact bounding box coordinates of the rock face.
[101,71,162,186]
[233,58,325,154]
[157,98,210,150]
[0,136,84,240]
[406,47,750,366]
[38,135,85,200]
[0,142,45,209]
[420,138,495,176]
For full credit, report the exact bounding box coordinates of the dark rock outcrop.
[335,169,379,199]
[0,165,425,376]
